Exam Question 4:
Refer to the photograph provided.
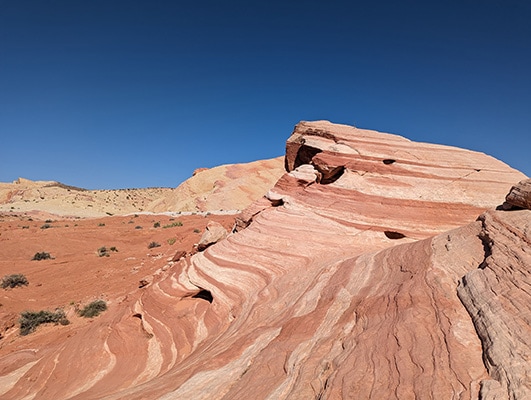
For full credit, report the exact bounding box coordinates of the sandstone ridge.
[0,157,284,218]
[0,121,528,399]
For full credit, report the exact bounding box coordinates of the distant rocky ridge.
[0,177,173,218]
[0,121,528,399]
[0,157,285,218]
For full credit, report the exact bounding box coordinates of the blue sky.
[1,0,529,189]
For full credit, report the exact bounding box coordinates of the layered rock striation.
[0,121,528,399]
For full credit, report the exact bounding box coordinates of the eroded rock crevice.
[384,230,406,240]
[457,209,531,400]
[294,145,323,171]
[192,289,213,303]
[314,164,345,185]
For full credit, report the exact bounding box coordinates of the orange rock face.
[0,121,529,399]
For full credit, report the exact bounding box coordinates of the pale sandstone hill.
[0,121,528,399]
[0,178,174,218]
[145,157,285,213]
[0,157,284,218]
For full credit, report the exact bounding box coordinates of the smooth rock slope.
[0,121,528,399]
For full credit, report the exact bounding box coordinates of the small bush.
[163,221,183,228]
[98,246,117,257]
[32,252,52,261]
[98,247,109,257]
[45,219,53,223]
[40,223,51,229]
[98,223,105,227]
[153,222,160,228]
[19,309,69,336]
[135,226,143,230]
[148,241,161,249]
[193,228,201,234]
[1,274,29,289]
[78,300,107,318]
[167,238,176,245]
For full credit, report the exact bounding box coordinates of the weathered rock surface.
[196,221,228,251]
[503,178,531,210]
[458,209,531,399]
[0,121,528,399]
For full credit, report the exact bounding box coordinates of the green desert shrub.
[19,309,69,336]
[147,241,161,249]
[78,300,107,318]
[1,274,29,289]
[97,247,118,257]
[153,221,161,228]
[98,247,109,257]
[32,252,52,261]
[163,221,183,228]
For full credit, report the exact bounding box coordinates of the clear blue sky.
[1,0,529,189]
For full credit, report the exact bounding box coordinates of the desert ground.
[0,211,236,354]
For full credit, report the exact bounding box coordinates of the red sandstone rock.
[503,178,531,210]
[138,276,153,288]
[0,121,528,399]
[171,250,187,262]
[458,209,531,399]
[196,221,228,251]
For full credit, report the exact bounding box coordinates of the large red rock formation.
[0,121,528,399]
